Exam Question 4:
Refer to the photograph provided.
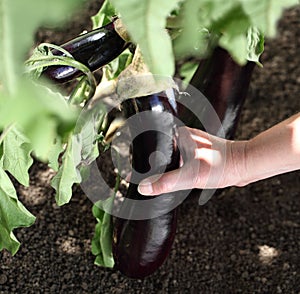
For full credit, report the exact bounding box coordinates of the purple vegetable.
[42,20,128,83]
[182,46,255,139]
[112,90,180,279]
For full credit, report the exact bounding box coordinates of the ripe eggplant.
[176,47,256,205]
[182,46,255,139]
[112,89,180,279]
[42,20,128,83]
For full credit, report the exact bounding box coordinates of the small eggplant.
[42,20,128,83]
[182,46,255,139]
[112,89,180,279]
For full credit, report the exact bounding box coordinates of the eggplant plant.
[0,0,298,280]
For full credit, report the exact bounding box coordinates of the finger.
[177,127,197,162]
[184,126,210,139]
[138,165,196,196]
[124,172,132,182]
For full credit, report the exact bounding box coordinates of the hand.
[137,126,247,195]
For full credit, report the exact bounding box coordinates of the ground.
[0,3,299,294]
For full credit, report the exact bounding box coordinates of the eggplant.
[181,46,255,139]
[176,47,256,205]
[42,20,128,83]
[112,89,180,279]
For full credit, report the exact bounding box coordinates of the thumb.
[137,167,194,196]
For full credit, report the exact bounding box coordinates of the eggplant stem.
[38,43,74,58]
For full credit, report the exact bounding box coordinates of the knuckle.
[153,178,172,194]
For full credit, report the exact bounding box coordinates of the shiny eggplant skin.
[183,46,255,139]
[112,90,180,279]
[42,21,127,83]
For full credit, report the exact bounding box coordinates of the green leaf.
[211,4,251,64]
[47,137,64,172]
[111,0,180,76]
[219,34,248,65]
[100,210,114,267]
[175,1,252,64]
[92,204,105,220]
[179,61,198,85]
[94,255,105,267]
[76,115,99,164]
[103,49,133,81]
[0,168,35,255]
[69,76,94,106]
[51,135,82,206]
[92,222,103,256]
[0,80,76,161]
[247,26,264,65]
[75,105,106,168]
[174,0,240,57]
[1,126,33,186]
[51,102,107,206]
[174,0,298,64]
[91,171,119,269]
[91,0,116,29]
[0,0,84,162]
[92,203,114,268]
[240,0,299,37]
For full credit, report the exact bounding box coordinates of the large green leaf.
[1,126,33,186]
[0,81,76,160]
[174,0,241,58]
[0,0,85,160]
[51,101,106,206]
[240,0,299,37]
[111,0,180,76]
[174,0,299,64]
[0,168,35,255]
[212,4,251,65]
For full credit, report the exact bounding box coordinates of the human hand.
[137,126,247,195]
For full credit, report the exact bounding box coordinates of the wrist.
[228,140,250,187]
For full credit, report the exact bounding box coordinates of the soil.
[0,2,299,294]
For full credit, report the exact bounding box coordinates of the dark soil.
[1,3,300,294]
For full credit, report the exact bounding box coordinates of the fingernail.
[125,173,131,182]
[138,181,153,195]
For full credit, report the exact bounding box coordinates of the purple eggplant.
[181,46,255,139]
[112,90,180,279]
[176,47,256,205]
[42,20,128,83]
